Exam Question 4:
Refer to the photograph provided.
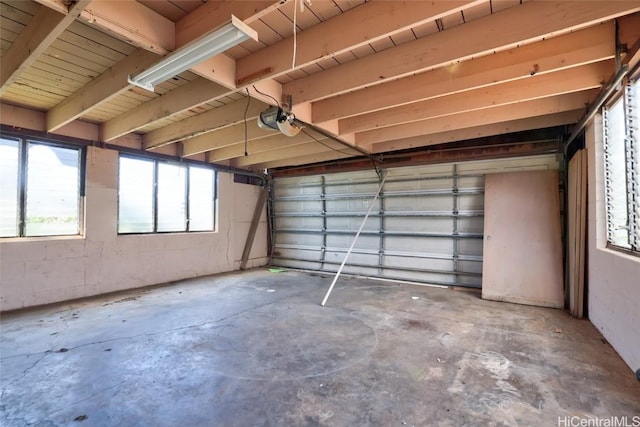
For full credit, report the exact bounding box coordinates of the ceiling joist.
[356,89,598,148]
[311,22,615,123]
[284,0,640,104]
[236,0,483,84]
[339,60,611,135]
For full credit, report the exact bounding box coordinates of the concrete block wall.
[586,116,640,373]
[0,146,268,311]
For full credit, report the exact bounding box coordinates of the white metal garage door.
[269,155,559,288]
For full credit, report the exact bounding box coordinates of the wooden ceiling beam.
[370,110,582,154]
[46,49,159,133]
[251,151,353,171]
[183,122,277,157]
[176,1,286,47]
[355,89,597,147]
[209,132,318,162]
[143,98,269,150]
[235,142,353,169]
[78,0,175,55]
[1,0,91,95]
[32,0,67,15]
[175,1,287,92]
[285,1,640,104]
[101,78,230,142]
[236,0,483,84]
[312,22,615,123]
[339,60,611,134]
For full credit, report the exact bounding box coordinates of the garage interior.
[1,0,639,425]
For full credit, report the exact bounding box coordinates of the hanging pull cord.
[320,171,387,306]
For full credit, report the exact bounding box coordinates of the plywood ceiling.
[1,0,639,171]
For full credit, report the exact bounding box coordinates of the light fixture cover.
[128,15,258,92]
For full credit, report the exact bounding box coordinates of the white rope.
[321,173,387,306]
[292,0,298,69]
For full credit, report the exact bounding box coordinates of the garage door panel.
[383,255,454,272]
[325,217,379,231]
[458,239,484,256]
[270,155,558,288]
[275,216,324,229]
[384,236,455,254]
[385,196,453,211]
[457,217,484,234]
[457,194,484,211]
[276,232,324,246]
[382,269,455,286]
[325,234,379,249]
[385,217,454,233]
[274,200,323,213]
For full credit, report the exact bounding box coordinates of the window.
[118,156,216,234]
[0,138,82,238]
[602,78,639,253]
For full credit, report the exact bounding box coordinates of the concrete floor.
[1,269,639,426]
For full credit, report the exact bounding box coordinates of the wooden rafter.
[284,1,640,104]
[1,0,91,95]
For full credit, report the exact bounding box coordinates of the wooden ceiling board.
[2,0,39,16]
[260,7,296,38]
[244,18,281,45]
[459,2,491,23]
[439,12,465,31]
[369,37,394,53]
[299,62,324,77]
[350,44,375,59]
[57,31,127,64]
[36,51,101,79]
[169,0,205,14]
[225,45,253,60]
[332,50,357,65]
[19,68,82,95]
[3,85,65,109]
[302,0,342,21]
[277,1,321,30]
[332,0,365,13]
[30,59,90,84]
[274,74,293,84]
[409,20,439,39]
[47,40,114,73]
[67,21,136,56]
[0,15,25,36]
[315,56,340,71]
[137,0,188,21]
[491,0,522,14]
[389,29,417,47]
[288,68,311,80]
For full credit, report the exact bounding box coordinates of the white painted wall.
[0,146,268,311]
[586,116,640,373]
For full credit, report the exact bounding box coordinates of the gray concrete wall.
[586,115,640,373]
[0,146,268,311]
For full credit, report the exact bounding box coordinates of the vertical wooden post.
[240,185,269,270]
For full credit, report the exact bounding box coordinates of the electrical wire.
[243,88,251,156]
[301,128,362,157]
[252,84,280,107]
[292,0,298,69]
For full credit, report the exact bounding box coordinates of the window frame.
[117,154,217,235]
[0,136,85,238]
[602,77,639,256]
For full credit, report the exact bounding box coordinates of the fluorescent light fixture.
[128,15,258,92]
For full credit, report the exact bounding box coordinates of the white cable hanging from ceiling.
[291,0,311,70]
